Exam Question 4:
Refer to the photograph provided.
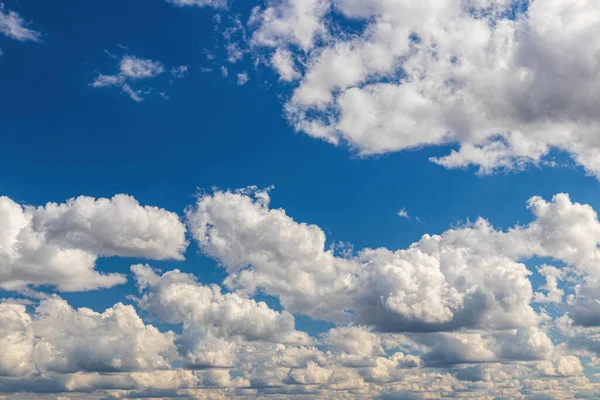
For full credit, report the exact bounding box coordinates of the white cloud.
[250,0,330,51]
[0,194,187,292]
[167,0,227,8]
[91,55,168,102]
[119,56,164,79]
[271,48,301,81]
[397,208,409,219]
[121,83,144,102]
[236,72,249,85]
[247,0,600,178]
[0,5,41,42]
[171,65,189,79]
[30,194,188,260]
[5,188,600,397]
[0,298,176,376]
[220,66,229,77]
[132,264,309,340]
[186,187,543,330]
[89,74,125,88]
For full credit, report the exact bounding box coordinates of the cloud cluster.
[246,0,600,178]
[91,55,187,102]
[0,194,187,291]
[5,187,600,398]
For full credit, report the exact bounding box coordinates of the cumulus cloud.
[5,188,600,398]
[131,264,310,367]
[0,4,41,42]
[186,187,543,330]
[246,0,600,178]
[186,187,600,334]
[0,194,187,292]
[0,298,176,377]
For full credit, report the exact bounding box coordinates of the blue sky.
[2,0,600,399]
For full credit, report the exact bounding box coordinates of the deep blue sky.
[1,0,599,317]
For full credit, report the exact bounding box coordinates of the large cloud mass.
[3,187,600,397]
[246,0,600,177]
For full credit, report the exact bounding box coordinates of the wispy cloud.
[0,4,41,42]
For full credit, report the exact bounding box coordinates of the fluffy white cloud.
[187,188,600,334]
[131,264,310,368]
[271,48,301,81]
[186,187,540,330]
[0,194,187,292]
[0,5,40,42]
[30,195,187,260]
[5,188,600,398]
[0,298,176,377]
[249,0,330,51]
[248,0,600,178]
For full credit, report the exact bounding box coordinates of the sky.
[1,0,600,399]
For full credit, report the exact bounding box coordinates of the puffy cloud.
[186,187,539,330]
[249,0,330,51]
[0,4,41,42]
[271,48,301,81]
[187,188,600,333]
[185,186,359,323]
[30,195,187,260]
[0,298,176,377]
[0,194,186,292]
[131,264,310,367]
[248,0,600,178]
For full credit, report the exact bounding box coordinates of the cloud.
[119,56,164,79]
[131,264,310,368]
[6,188,600,397]
[249,0,330,51]
[91,55,168,102]
[0,194,187,292]
[397,208,409,219]
[0,4,41,42]
[171,65,189,79]
[271,48,301,81]
[185,187,543,330]
[236,72,249,85]
[0,298,176,377]
[167,0,227,8]
[246,0,600,178]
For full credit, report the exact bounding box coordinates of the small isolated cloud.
[220,66,228,77]
[0,4,41,42]
[91,54,175,102]
[119,56,164,79]
[122,84,144,102]
[171,65,189,79]
[397,208,410,219]
[237,72,249,86]
[167,0,227,8]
